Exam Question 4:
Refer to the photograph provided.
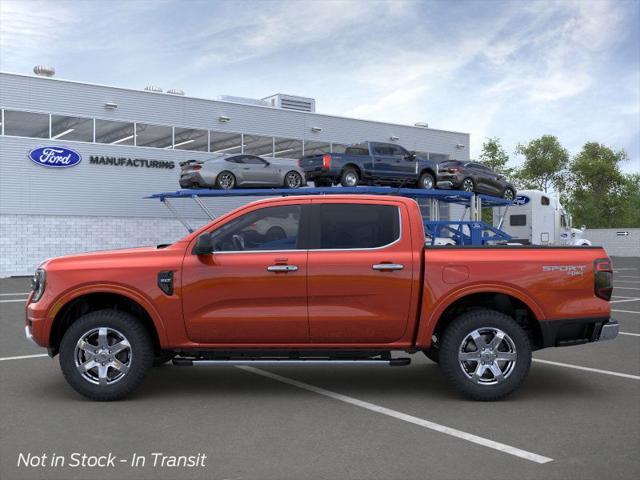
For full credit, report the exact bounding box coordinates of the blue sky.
[1,0,638,172]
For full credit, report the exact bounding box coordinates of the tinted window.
[211,205,301,252]
[243,155,267,165]
[440,160,462,168]
[225,156,244,164]
[317,204,400,249]
[541,196,550,206]
[345,143,369,155]
[51,114,93,142]
[388,145,408,157]
[373,145,394,155]
[95,119,134,145]
[510,215,527,226]
[4,110,49,138]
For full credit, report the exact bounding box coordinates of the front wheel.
[439,309,531,401]
[461,177,475,192]
[284,171,303,189]
[503,187,515,200]
[59,310,154,401]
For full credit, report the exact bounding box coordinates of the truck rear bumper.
[539,317,618,348]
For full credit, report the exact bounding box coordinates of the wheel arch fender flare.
[416,284,546,348]
[48,283,169,350]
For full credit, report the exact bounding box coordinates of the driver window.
[210,205,301,252]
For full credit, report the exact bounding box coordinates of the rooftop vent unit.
[262,94,316,113]
[216,95,270,107]
[167,88,185,96]
[33,65,55,77]
[414,122,429,128]
[144,85,163,93]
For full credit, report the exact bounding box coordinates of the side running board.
[173,357,411,367]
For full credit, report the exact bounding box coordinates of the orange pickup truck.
[25,194,618,401]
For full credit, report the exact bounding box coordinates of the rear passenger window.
[510,215,527,226]
[317,204,400,249]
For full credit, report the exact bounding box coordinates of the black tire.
[153,351,175,367]
[461,177,475,192]
[423,348,439,363]
[340,168,359,187]
[314,179,333,187]
[503,187,515,200]
[216,171,236,189]
[418,172,435,189]
[284,171,303,189]
[439,309,531,401]
[59,309,154,401]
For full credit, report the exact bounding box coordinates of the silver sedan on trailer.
[179,154,307,189]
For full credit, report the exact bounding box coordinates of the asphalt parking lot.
[1,257,639,480]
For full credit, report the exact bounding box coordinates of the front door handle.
[267,265,298,272]
[372,263,404,271]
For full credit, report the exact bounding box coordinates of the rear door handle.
[372,263,404,271]
[267,265,298,272]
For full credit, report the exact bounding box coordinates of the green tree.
[565,142,636,228]
[515,135,569,193]
[479,137,513,176]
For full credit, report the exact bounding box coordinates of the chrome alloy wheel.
[458,327,517,385]
[285,171,302,188]
[421,175,434,189]
[462,178,474,192]
[74,327,132,386]
[503,188,515,200]
[218,172,235,189]
[344,172,358,186]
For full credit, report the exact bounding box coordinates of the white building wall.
[584,228,640,257]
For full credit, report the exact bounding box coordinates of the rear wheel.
[284,171,303,189]
[216,171,236,189]
[418,172,435,189]
[439,309,531,401]
[59,310,154,401]
[461,177,475,192]
[340,168,359,187]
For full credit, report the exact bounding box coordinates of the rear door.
[306,200,414,343]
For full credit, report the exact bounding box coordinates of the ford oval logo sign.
[28,146,82,168]
[514,195,530,206]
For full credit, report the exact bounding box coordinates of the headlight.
[31,268,46,302]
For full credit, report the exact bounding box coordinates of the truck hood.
[40,245,182,271]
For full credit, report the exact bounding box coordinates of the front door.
[306,200,414,343]
[181,202,310,343]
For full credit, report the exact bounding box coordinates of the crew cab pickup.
[299,142,441,189]
[25,194,618,401]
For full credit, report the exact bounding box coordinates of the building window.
[244,134,274,156]
[303,141,331,156]
[210,131,243,154]
[95,119,135,145]
[51,115,94,142]
[135,123,173,149]
[273,137,303,159]
[3,110,49,138]
[174,127,208,151]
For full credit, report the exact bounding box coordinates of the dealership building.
[0,69,470,277]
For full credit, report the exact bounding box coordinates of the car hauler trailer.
[146,186,514,246]
[492,190,592,246]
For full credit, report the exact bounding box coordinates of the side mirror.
[193,232,214,255]
[405,151,416,161]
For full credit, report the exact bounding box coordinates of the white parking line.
[612,309,640,315]
[0,299,26,304]
[610,298,640,304]
[238,366,553,464]
[532,359,640,380]
[0,354,48,362]
[0,292,30,296]
[616,280,640,284]
[617,275,640,279]
[620,332,640,337]
[614,287,640,291]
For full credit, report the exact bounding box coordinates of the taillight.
[448,167,460,173]
[297,159,302,167]
[192,165,202,170]
[594,258,613,301]
[322,154,331,169]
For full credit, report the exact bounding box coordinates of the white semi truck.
[493,189,591,246]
